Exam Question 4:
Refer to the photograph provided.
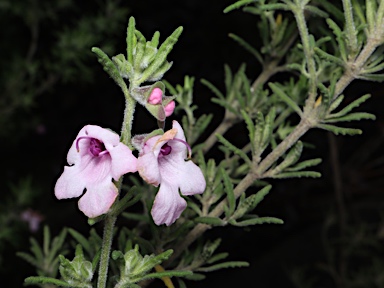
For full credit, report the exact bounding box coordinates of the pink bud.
[148,88,163,105]
[164,101,175,117]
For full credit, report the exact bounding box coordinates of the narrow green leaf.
[325,112,375,123]
[197,261,249,272]
[330,94,371,118]
[207,252,229,264]
[328,95,344,112]
[151,31,160,49]
[216,134,252,167]
[141,270,193,281]
[92,47,127,92]
[30,238,43,263]
[16,252,39,268]
[201,79,225,99]
[195,217,224,226]
[184,273,206,281]
[228,33,263,63]
[24,276,72,287]
[126,17,136,64]
[269,83,302,116]
[269,141,303,175]
[138,26,183,84]
[285,158,322,172]
[272,171,321,178]
[358,73,384,82]
[68,229,91,255]
[241,110,255,153]
[224,0,256,13]
[230,216,283,226]
[314,47,345,66]
[305,5,329,18]
[220,167,235,217]
[224,64,233,92]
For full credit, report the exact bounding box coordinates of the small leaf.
[230,216,283,226]
[201,78,225,99]
[126,16,136,64]
[325,112,376,123]
[229,33,263,63]
[272,171,321,178]
[141,270,193,281]
[24,276,72,287]
[220,167,235,217]
[196,261,249,272]
[285,158,322,172]
[330,94,371,118]
[269,83,302,116]
[224,0,256,13]
[216,134,252,167]
[317,124,362,135]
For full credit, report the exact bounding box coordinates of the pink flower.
[133,121,206,226]
[54,125,137,218]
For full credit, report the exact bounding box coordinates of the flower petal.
[137,152,161,186]
[78,180,118,218]
[109,143,137,180]
[76,153,113,186]
[151,181,187,226]
[178,160,206,196]
[55,166,86,199]
[85,125,120,147]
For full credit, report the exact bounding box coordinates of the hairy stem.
[97,215,117,288]
[98,89,136,288]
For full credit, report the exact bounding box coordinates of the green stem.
[97,214,117,288]
[291,3,317,110]
[97,88,136,288]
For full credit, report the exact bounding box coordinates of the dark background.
[1,0,384,287]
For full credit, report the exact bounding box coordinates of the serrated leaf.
[285,158,322,172]
[325,112,375,123]
[330,94,371,118]
[269,141,303,175]
[196,261,249,272]
[195,217,224,226]
[231,185,272,220]
[230,216,283,226]
[272,171,321,178]
[317,124,362,135]
[328,95,344,112]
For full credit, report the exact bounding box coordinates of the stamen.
[171,138,192,159]
[76,136,92,152]
[76,136,108,157]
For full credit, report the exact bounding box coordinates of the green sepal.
[229,216,283,226]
